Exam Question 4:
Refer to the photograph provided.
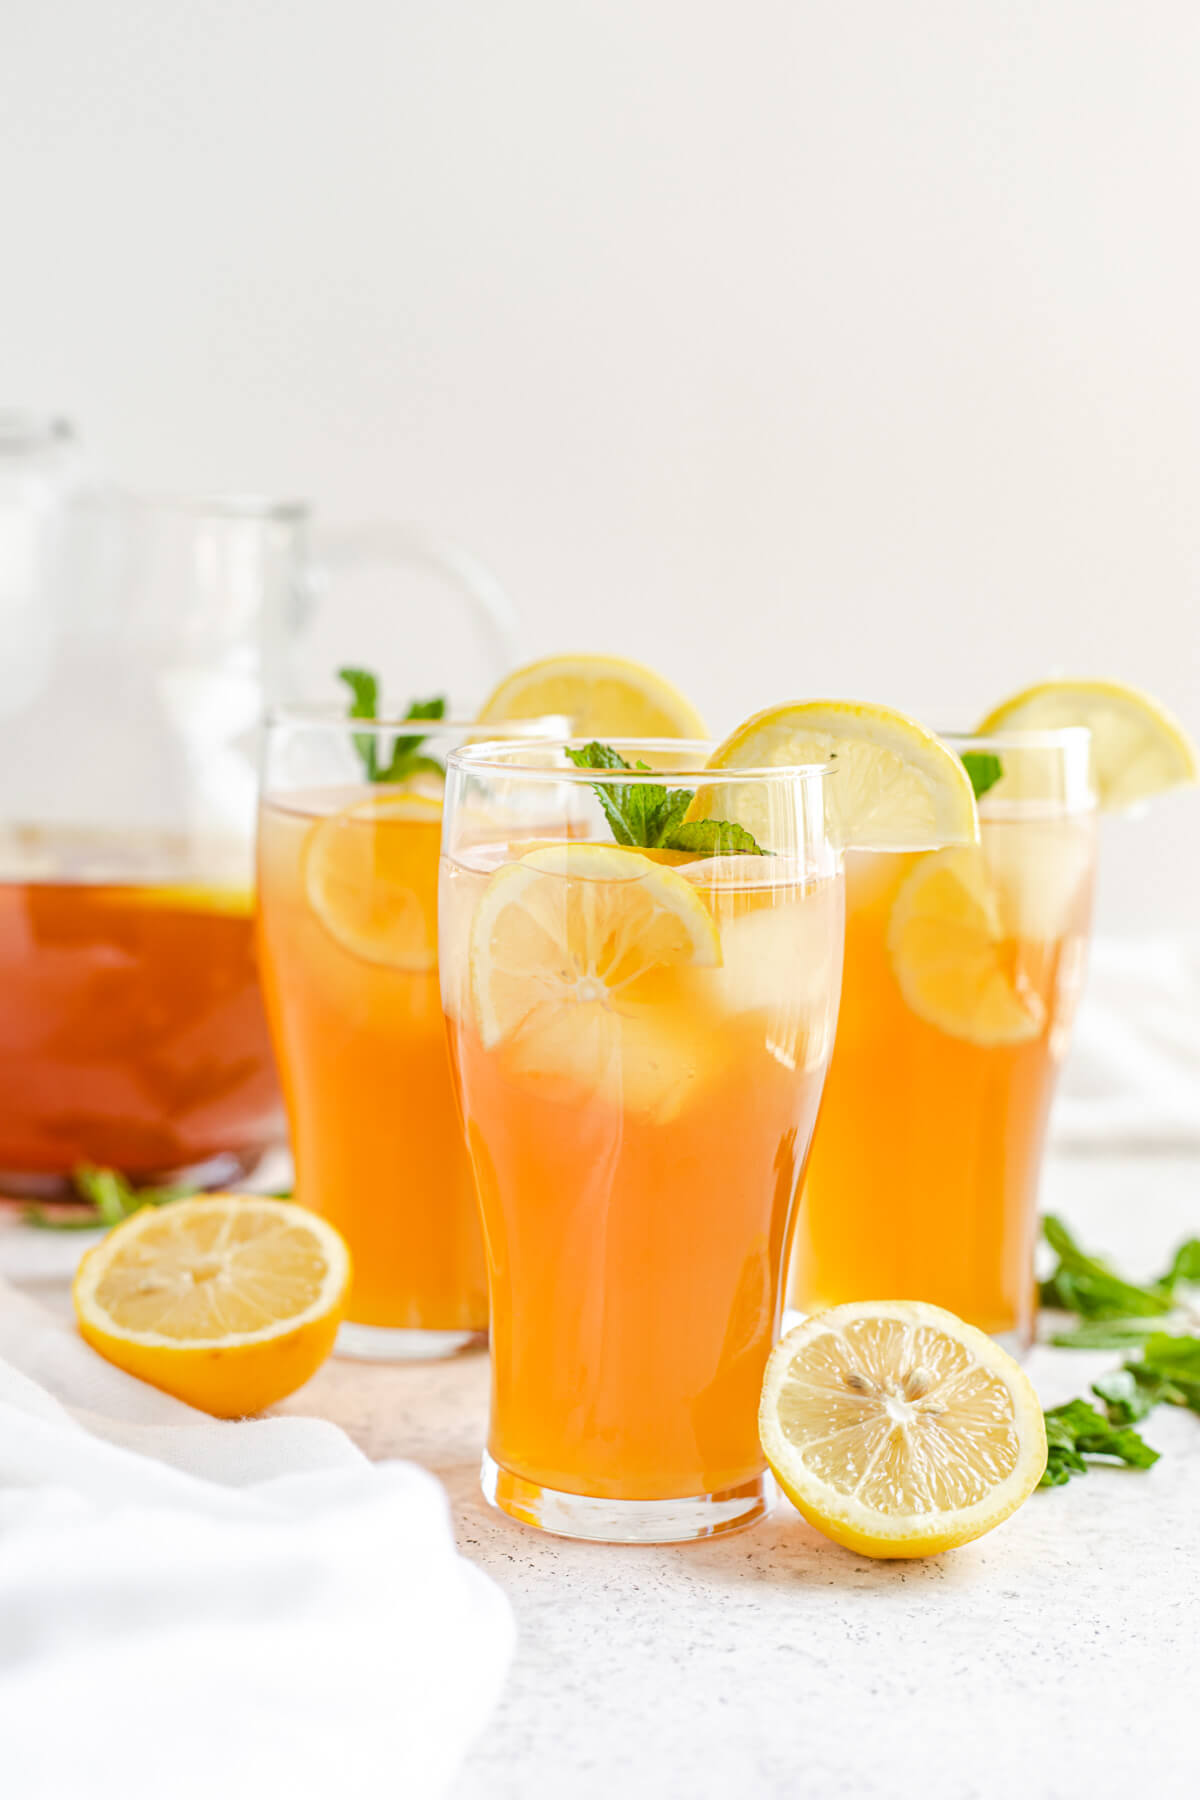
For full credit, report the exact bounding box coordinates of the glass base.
[480,1451,767,1543]
[335,1321,486,1363]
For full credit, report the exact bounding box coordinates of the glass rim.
[447,736,833,785]
[265,703,570,737]
[939,726,1092,754]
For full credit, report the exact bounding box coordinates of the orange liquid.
[443,849,842,1501]
[257,796,486,1333]
[790,814,1096,1341]
[0,879,281,1189]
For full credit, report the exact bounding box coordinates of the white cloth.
[0,1280,515,1800]
[1054,933,1200,1150]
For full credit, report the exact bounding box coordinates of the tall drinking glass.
[257,710,564,1360]
[789,729,1096,1349]
[440,739,842,1541]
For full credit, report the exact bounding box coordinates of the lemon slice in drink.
[469,842,721,1117]
[73,1195,350,1418]
[304,791,443,971]
[703,700,979,850]
[760,1301,1047,1558]
[477,653,707,737]
[978,679,1198,810]
[887,846,1045,1045]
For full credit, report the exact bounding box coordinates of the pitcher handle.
[309,521,521,691]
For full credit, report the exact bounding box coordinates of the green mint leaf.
[1039,1397,1160,1486]
[338,671,447,785]
[74,1164,140,1226]
[1091,1367,1162,1425]
[1162,1239,1200,1291]
[376,693,447,784]
[666,819,766,857]
[1049,1319,1159,1351]
[961,750,1004,801]
[339,666,380,780]
[1138,1334,1200,1414]
[564,741,766,855]
[1039,1215,1174,1320]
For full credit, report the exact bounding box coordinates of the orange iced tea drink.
[0,827,281,1193]
[440,740,841,1541]
[790,731,1097,1345]
[257,786,486,1354]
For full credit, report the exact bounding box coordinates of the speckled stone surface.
[276,1154,1199,1800]
[6,1156,1194,1796]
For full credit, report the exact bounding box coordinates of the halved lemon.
[887,846,1045,1044]
[304,791,443,970]
[73,1195,350,1418]
[978,679,1198,810]
[760,1301,1047,1558]
[469,841,721,1117]
[703,700,979,851]
[477,652,707,737]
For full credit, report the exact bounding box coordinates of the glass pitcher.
[0,458,520,1196]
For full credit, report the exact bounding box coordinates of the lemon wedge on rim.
[702,700,979,851]
[760,1300,1047,1558]
[978,679,1198,811]
[73,1195,350,1418]
[477,652,707,737]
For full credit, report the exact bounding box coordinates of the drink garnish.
[1040,1214,1200,1332]
[20,1164,198,1231]
[960,749,1003,801]
[338,666,447,784]
[1037,1216,1200,1485]
[565,741,766,855]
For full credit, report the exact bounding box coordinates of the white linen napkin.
[1054,933,1200,1150]
[0,1279,514,1800]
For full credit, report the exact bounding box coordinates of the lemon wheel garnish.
[887,847,1045,1045]
[760,1301,1047,1559]
[304,790,442,971]
[978,679,1198,811]
[73,1196,351,1418]
[704,700,979,851]
[477,652,707,737]
[469,842,721,1117]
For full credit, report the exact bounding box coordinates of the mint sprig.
[21,1165,197,1231]
[961,749,1004,801]
[1037,1216,1200,1487]
[1040,1214,1199,1332]
[338,667,447,785]
[565,742,765,856]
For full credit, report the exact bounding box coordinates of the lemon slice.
[477,652,707,737]
[704,700,979,851]
[304,791,443,970]
[887,846,1045,1045]
[469,841,721,1117]
[73,1195,350,1418]
[760,1301,1047,1558]
[978,679,1198,810]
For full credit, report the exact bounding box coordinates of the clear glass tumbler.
[257,709,564,1361]
[789,728,1096,1349]
[440,738,843,1541]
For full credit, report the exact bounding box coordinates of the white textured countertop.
[8,1155,1197,1798]
[281,1153,1199,1800]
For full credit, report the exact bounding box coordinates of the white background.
[3,1,1197,928]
